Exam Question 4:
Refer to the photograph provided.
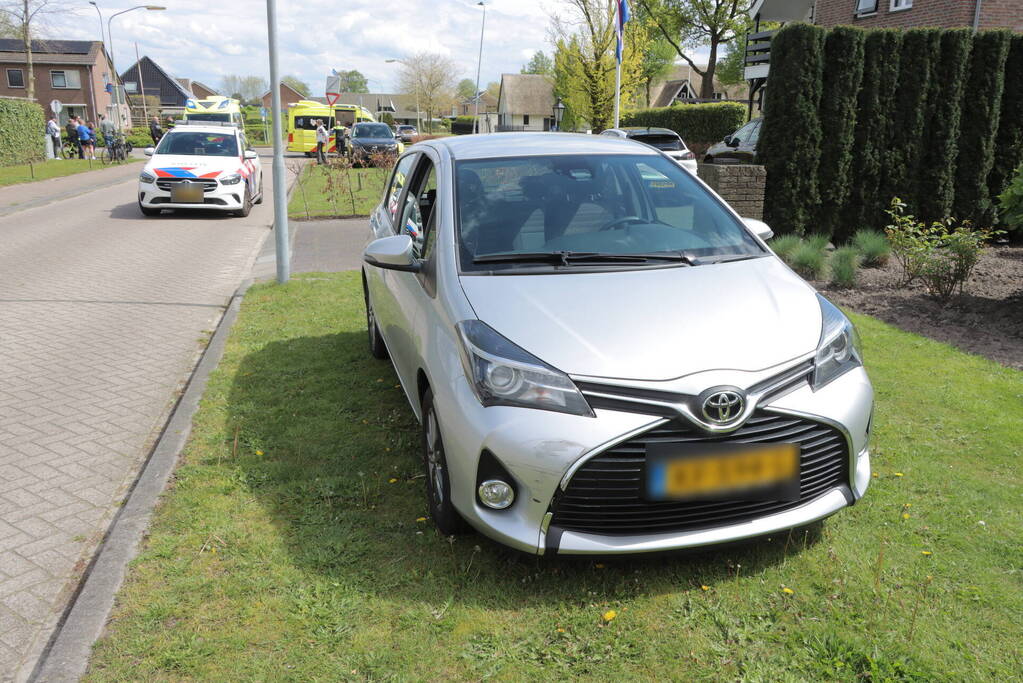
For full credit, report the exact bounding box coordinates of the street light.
[107,5,166,131]
[385,58,421,133]
[87,2,107,66]
[552,98,565,132]
[473,1,486,134]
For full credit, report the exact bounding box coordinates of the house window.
[124,81,138,93]
[6,68,24,88]
[523,114,530,126]
[50,70,81,89]
[855,0,878,14]
[890,0,912,10]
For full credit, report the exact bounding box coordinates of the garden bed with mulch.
[815,244,1023,370]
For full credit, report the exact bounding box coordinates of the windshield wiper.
[473,251,695,266]
[692,253,767,265]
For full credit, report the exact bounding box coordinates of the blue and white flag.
[615,0,631,63]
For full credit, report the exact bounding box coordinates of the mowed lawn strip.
[287,164,390,219]
[0,157,141,187]
[85,272,1023,681]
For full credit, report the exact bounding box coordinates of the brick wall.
[813,0,1021,30]
[698,163,766,220]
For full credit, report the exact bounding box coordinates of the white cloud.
[43,0,559,96]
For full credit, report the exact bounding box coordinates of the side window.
[732,121,756,143]
[386,154,418,226]
[400,160,438,259]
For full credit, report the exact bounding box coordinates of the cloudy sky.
[44,0,568,96]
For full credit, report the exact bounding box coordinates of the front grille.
[150,196,227,205]
[155,177,218,193]
[551,411,848,536]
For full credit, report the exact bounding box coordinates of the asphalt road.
[0,160,275,680]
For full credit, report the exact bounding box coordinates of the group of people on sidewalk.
[46,114,116,160]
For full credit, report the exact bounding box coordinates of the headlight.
[139,171,155,183]
[456,320,594,417]
[220,173,242,185]
[812,295,863,390]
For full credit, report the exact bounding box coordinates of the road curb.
[27,278,252,683]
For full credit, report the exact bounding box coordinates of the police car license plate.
[171,184,203,203]
[646,442,800,502]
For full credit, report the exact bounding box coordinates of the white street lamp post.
[386,58,421,133]
[473,1,486,134]
[107,5,165,131]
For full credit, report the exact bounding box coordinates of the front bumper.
[138,180,247,211]
[436,359,872,556]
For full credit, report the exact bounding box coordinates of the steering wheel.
[599,216,645,231]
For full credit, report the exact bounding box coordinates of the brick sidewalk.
[0,173,272,680]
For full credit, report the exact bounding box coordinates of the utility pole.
[266,0,290,284]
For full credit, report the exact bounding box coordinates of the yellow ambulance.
[286,100,377,156]
[183,96,243,126]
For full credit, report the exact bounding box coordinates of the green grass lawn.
[85,272,1022,681]
[287,164,390,219]
[0,157,141,187]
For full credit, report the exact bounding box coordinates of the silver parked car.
[362,133,873,556]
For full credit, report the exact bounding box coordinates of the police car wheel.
[235,187,252,218]
[254,176,264,204]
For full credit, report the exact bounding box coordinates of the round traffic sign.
[50,99,62,114]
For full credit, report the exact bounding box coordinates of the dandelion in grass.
[388,478,398,483]
[922,551,932,556]
[595,563,605,569]
[895,472,904,477]
[781,587,794,595]
[903,513,911,520]
[602,610,617,622]
[556,627,565,633]
[700,585,710,591]
[255,450,264,456]
[416,517,427,522]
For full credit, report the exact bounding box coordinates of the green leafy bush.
[620,102,746,146]
[0,97,46,166]
[769,234,802,262]
[789,241,827,280]
[997,163,1023,234]
[828,247,861,288]
[884,197,1000,299]
[852,229,891,267]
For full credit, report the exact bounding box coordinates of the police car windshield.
[157,131,238,157]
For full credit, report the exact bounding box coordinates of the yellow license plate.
[647,443,799,501]
[171,184,204,203]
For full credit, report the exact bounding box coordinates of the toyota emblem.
[701,389,745,425]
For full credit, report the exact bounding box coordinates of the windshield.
[353,123,393,139]
[456,154,764,272]
[156,131,239,157]
[185,113,232,122]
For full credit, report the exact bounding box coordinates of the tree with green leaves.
[759,23,825,236]
[457,78,477,101]
[915,29,971,224]
[0,0,77,101]
[282,75,311,98]
[396,53,457,133]
[848,30,901,232]
[335,69,369,93]
[521,50,553,75]
[954,30,1011,226]
[815,26,865,242]
[714,40,745,86]
[988,34,1023,222]
[635,0,752,100]
[639,34,675,106]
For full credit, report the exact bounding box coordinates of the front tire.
[235,185,252,217]
[421,389,470,536]
[254,175,264,204]
[363,277,388,359]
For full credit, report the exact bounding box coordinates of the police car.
[138,122,263,217]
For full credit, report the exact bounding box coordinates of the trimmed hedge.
[989,34,1023,222]
[620,102,746,146]
[887,29,939,212]
[953,30,1010,226]
[451,115,475,135]
[760,23,825,236]
[0,97,46,166]
[816,26,865,242]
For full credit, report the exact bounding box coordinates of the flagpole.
[614,58,621,128]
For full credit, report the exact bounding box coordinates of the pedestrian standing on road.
[333,121,347,159]
[67,117,83,159]
[99,114,116,149]
[47,115,62,159]
[315,118,328,165]
[79,120,96,160]
[149,116,163,145]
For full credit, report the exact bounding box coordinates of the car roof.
[422,132,661,161]
[616,127,679,137]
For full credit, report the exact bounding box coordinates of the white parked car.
[138,122,263,217]
[600,126,698,175]
[362,133,873,556]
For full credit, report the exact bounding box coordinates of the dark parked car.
[600,127,697,174]
[396,125,418,142]
[349,122,401,165]
[704,118,762,164]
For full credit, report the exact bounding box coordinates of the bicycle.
[102,133,129,164]
[61,135,79,160]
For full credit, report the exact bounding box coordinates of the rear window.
[631,134,683,151]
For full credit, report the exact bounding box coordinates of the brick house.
[749,0,1022,32]
[0,39,127,127]
[261,82,306,110]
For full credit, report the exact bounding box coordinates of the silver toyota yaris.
[362,133,873,556]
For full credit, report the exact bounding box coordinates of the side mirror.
[143,147,155,156]
[244,149,258,160]
[723,135,732,145]
[727,137,741,148]
[743,217,774,241]
[364,234,421,272]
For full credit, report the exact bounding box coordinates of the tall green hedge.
[0,97,46,166]
[988,34,1023,223]
[815,26,865,242]
[620,102,746,145]
[848,30,902,233]
[953,30,1011,226]
[760,23,825,236]
[916,29,972,223]
[886,29,939,213]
